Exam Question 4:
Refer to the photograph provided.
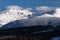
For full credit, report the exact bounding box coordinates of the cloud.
[35,6,60,17]
[35,6,55,15]
[53,8,60,17]
[6,5,23,10]
[25,8,32,11]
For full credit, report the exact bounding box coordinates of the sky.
[0,0,60,11]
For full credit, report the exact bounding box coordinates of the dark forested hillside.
[0,25,60,40]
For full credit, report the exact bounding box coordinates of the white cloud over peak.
[35,6,60,17]
[36,6,55,13]
[6,5,23,10]
[53,8,60,17]
[25,8,32,11]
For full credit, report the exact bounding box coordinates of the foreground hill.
[0,25,60,40]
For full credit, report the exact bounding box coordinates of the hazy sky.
[0,0,60,11]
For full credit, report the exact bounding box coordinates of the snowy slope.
[0,6,33,27]
[2,17,60,29]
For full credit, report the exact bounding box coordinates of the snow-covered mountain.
[0,6,60,29]
[0,6,33,27]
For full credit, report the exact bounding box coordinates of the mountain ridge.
[1,17,60,29]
